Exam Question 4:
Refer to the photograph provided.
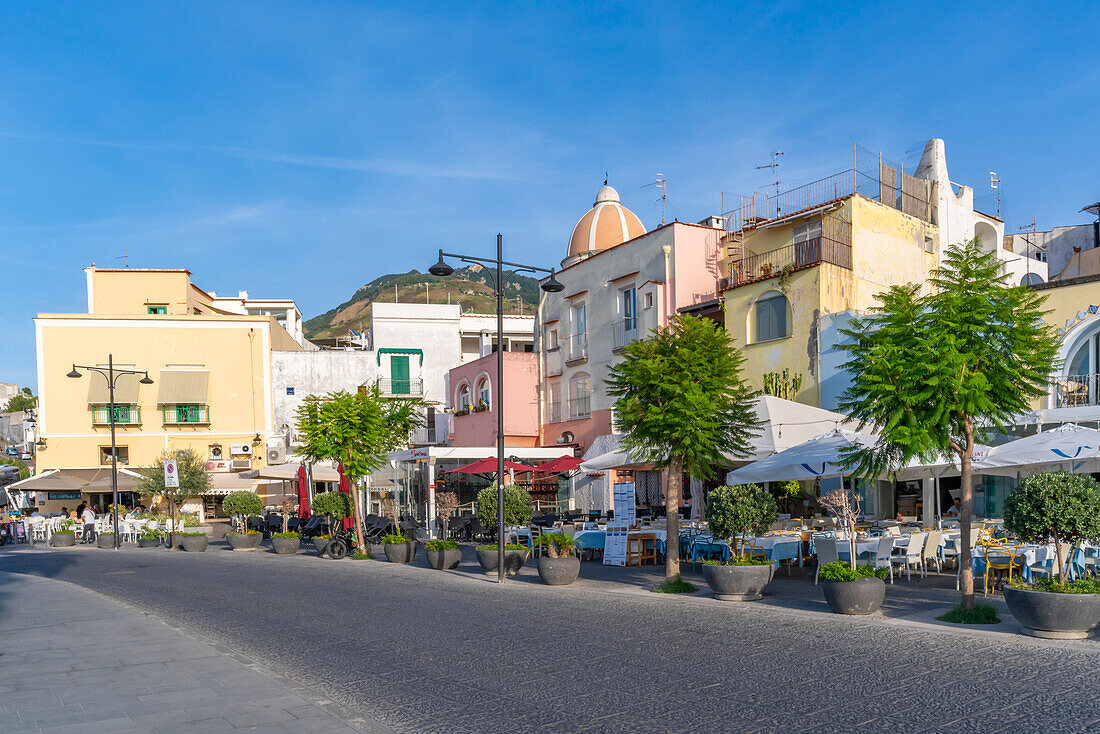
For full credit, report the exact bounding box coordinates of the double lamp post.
[67,355,153,550]
[429,234,563,583]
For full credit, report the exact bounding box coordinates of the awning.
[376,348,424,366]
[157,370,209,404]
[246,462,342,482]
[9,467,142,492]
[87,373,141,405]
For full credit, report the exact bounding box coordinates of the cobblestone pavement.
[3,542,1098,733]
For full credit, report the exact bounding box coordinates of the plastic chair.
[890,532,925,581]
[814,537,839,585]
[983,544,1023,596]
[921,531,943,574]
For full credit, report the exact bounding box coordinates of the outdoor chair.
[813,537,839,585]
[858,535,895,583]
[1028,543,1073,582]
[921,531,944,574]
[983,544,1023,596]
[891,532,925,581]
[944,529,978,572]
[627,532,657,566]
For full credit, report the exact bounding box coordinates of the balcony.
[612,318,639,352]
[726,237,852,289]
[377,377,424,397]
[545,347,562,377]
[546,400,563,423]
[90,405,141,426]
[411,427,442,444]
[1052,374,1100,408]
[162,404,210,426]
[565,335,587,365]
[568,393,592,420]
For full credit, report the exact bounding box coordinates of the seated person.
[945,498,962,518]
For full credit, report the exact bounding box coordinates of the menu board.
[612,482,636,526]
[604,523,628,566]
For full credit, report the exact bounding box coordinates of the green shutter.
[390,355,410,395]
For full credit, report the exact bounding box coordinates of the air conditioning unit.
[209,444,223,461]
[266,444,287,465]
[230,457,252,470]
[230,444,252,456]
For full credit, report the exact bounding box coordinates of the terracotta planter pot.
[822,577,885,615]
[702,562,776,601]
[271,537,301,555]
[476,547,528,575]
[226,533,262,551]
[538,556,580,585]
[426,547,462,570]
[50,533,76,547]
[384,541,417,564]
[179,535,208,552]
[1004,586,1100,640]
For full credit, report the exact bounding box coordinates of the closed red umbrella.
[444,458,533,475]
[337,464,353,531]
[297,465,310,519]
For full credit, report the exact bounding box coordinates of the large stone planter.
[384,541,417,564]
[476,547,528,576]
[426,547,462,570]
[50,533,76,548]
[97,534,117,549]
[1004,586,1100,640]
[538,555,580,585]
[226,533,262,551]
[702,562,776,601]
[137,537,161,548]
[822,577,886,615]
[271,536,301,555]
[179,535,208,552]
[312,537,331,555]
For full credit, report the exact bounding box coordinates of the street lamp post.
[67,355,154,550]
[430,234,563,583]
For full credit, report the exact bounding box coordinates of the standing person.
[81,505,96,544]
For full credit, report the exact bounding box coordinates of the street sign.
[164,459,179,488]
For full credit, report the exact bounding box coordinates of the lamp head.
[139,373,154,385]
[541,270,564,293]
[428,250,454,277]
[66,366,81,379]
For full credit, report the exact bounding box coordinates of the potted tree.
[702,484,778,601]
[271,531,301,555]
[435,490,460,541]
[381,532,417,563]
[1002,471,1100,639]
[474,484,532,575]
[222,490,264,551]
[49,520,76,547]
[425,539,462,570]
[311,492,354,557]
[533,532,580,585]
[817,486,888,614]
[135,449,212,550]
[137,528,162,548]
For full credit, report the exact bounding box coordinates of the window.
[793,219,822,244]
[644,292,654,310]
[455,383,471,415]
[100,446,129,465]
[91,404,140,425]
[389,355,411,395]
[924,236,934,253]
[622,286,637,331]
[569,373,592,419]
[175,404,204,423]
[573,303,587,338]
[546,327,559,350]
[147,305,167,315]
[476,378,491,411]
[754,292,790,343]
[163,404,209,424]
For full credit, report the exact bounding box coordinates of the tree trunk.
[1055,539,1067,585]
[958,421,976,610]
[350,482,367,555]
[848,520,857,571]
[665,457,682,582]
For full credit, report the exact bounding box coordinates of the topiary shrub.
[706,484,777,559]
[311,491,353,520]
[222,490,263,533]
[1003,471,1100,584]
[476,484,532,530]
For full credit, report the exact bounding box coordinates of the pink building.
[447,351,540,448]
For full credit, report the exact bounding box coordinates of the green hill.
[303,265,542,339]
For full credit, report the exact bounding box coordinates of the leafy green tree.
[839,239,1059,607]
[3,387,36,413]
[607,314,759,582]
[295,387,421,554]
[1003,471,1100,584]
[311,491,353,527]
[222,490,263,533]
[706,484,777,558]
[476,484,532,529]
[135,449,212,548]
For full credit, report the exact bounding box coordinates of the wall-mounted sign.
[47,491,82,501]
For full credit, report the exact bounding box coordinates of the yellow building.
[32,267,302,514]
[1028,275,1100,417]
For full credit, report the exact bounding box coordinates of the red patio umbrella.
[532,456,583,474]
[445,458,534,475]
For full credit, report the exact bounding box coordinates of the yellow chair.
[747,541,768,563]
[983,544,1023,596]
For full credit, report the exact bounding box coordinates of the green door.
[390,355,410,395]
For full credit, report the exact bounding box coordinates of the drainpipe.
[662,244,673,323]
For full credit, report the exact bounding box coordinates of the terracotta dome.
[565,185,646,265]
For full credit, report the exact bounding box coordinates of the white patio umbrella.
[974,423,1100,477]
[724,429,878,484]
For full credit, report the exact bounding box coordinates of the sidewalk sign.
[603,523,628,566]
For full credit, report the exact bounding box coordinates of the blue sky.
[2,1,1098,389]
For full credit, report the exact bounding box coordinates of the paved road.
[3,543,1098,732]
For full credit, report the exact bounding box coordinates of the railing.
[727,237,852,288]
[568,393,592,420]
[546,400,563,423]
[411,427,441,444]
[162,404,210,425]
[377,377,425,397]
[1052,374,1100,408]
[90,405,141,426]
[612,318,639,351]
[545,347,562,377]
[566,334,587,363]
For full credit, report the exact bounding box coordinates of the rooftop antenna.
[642,174,667,224]
[989,172,1002,219]
[115,246,129,268]
[604,172,608,186]
[757,152,783,199]
[1018,217,1038,281]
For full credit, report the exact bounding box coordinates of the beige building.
[32,268,302,514]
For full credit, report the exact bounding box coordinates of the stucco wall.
[271,350,379,432]
[87,269,194,315]
[447,352,539,446]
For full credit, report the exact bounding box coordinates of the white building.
[211,291,306,347]
[1006,205,1099,282]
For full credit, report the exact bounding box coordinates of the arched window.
[456,383,470,413]
[753,291,790,343]
[1020,272,1044,286]
[476,377,491,411]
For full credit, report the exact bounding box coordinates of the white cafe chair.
[891,532,926,581]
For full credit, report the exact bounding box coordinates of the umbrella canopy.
[533,456,584,474]
[725,429,878,484]
[975,423,1100,477]
[444,458,533,475]
[893,445,992,481]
